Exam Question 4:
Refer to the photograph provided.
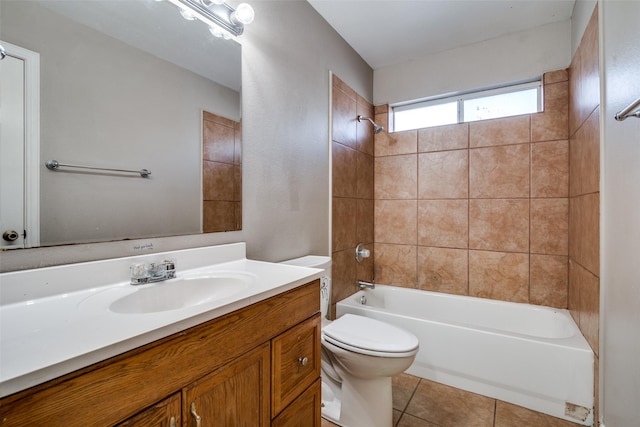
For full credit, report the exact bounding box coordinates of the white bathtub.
[336,285,594,425]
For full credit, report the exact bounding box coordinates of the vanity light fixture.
[164,0,254,37]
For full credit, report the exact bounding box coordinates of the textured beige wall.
[0,1,373,271]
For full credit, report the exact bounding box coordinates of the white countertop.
[0,244,322,397]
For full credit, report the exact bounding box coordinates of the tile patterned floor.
[321,373,583,427]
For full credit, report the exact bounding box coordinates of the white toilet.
[281,256,419,427]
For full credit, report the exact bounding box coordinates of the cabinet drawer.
[271,378,321,427]
[271,313,321,416]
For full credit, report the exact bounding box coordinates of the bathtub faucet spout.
[358,280,375,290]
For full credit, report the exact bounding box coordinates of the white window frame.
[391,79,543,132]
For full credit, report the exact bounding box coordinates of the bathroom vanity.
[0,244,322,426]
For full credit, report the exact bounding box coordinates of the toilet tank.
[280,256,331,320]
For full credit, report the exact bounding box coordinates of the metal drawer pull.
[169,416,177,427]
[298,356,309,366]
[190,402,202,427]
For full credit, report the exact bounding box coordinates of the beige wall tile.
[418,247,469,295]
[405,379,495,427]
[530,254,568,308]
[569,49,582,138]
[469,115,530,148]
[203,201,235,233]
[531,198,569,255]
[374,104,388,115]
[569,107,600,197]
[331,247,357,314]
[578,261,600,355]
[544,69,568,84]
[418,200,468,248]
[532,81,569,142]
[469,199,529,253]
[332,74,357,100]
[203,120,235,163]
[568,258,581,324]
[356,101,375,155]
[332,142,357,198]
[332,86,357,149]
[375,113,418,156]
[569,193,600,276]
[374,243,417,287]
[233,121,242,165]
[469,250,529,303]
[531,140,569,198]
[356,151,374,199]
[418,123,469,152]
[375,200,417,245]
[356,198,374,245]
[203,161,234,201]
[570,7,600,136]
[469,144,530,198]
[356,245,375,283]
[418,150,469,199]
[233,165,242,202]
[495,401,580,427]
[375,155,417,199]
[332,197,357,252]
[356,199,375,244]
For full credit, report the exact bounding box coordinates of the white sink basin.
[78,272,257,315]
[110,275,252,314]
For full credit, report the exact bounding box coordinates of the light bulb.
[231,3,254,25]
[209,26,224,38]
[201,0,225,6]
[179,8,197,20]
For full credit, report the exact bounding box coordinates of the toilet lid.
[323,314,419,354]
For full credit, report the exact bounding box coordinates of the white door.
[0,51,25,248]
[601,0,640,425]
[0,41,40,249]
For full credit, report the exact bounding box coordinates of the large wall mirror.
[0,0,242,249]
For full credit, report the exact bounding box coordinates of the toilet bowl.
[280,256,419,427]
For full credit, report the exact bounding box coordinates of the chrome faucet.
[358,280,375,290]
[130,259,176,285]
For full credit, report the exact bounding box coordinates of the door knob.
[3,230,19,242]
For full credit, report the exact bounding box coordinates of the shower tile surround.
[331,13,600,420]
[373,72,571,307]
[331,75,375,318]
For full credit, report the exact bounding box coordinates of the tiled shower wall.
[372,70,570,307]
[331,75,375,317]
[568,6,600,423]
[202,111,242,232]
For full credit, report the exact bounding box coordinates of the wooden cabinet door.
[271,379,321,427]
[183,342,270,427]
[116,393,181,427]
[271,314,321,416]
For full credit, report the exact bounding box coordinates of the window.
[392,80,542,132]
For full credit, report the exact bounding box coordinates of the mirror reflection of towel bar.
[45,160,151,178]
[615,97,640,121]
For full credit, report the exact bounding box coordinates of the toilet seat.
[322,314,419,358]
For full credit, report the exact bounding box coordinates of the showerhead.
[357,115,385,134]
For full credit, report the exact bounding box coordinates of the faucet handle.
[130,263,150,284]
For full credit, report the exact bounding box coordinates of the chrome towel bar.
[45,160,151,178]
[615,97,640,121]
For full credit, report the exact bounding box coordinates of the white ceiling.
[307,0,576,70]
